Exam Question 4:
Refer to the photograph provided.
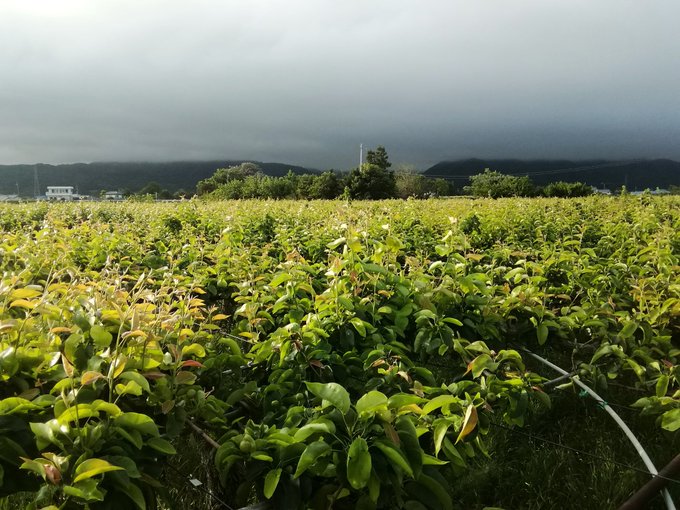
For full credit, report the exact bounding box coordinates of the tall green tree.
[465,169,535,198]
[347,163,397,199]
[366,145,391,170]
[196,163,262,195]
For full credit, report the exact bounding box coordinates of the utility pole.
[359,143,363,169]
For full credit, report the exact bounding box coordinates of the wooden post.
[618,453,680,510]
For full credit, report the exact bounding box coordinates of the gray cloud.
[1,0,679,169]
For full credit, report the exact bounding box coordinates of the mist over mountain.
[424,159,680,191]
[0,160,316,196]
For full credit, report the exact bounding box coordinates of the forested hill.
[424,158,680,190]
[0,160,316,196]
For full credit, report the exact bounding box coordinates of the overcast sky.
[1,1,679,169]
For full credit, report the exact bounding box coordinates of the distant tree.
[366,146,391,170]
[259,175,296,199]
[542,181,593,198]
[138,181,162,196]
[395,169,428,198]
[196,162,262,195]
[294,174,315,199]
[308,171,343,199]
[173,188,189,199]
[465,169,535,198]
[429,178,451,197]
[347,163,397,199]
[395,170,452,199]
[294,171,343,199]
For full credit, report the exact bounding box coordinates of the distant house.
[591,187,612,195]
[631,188,670,196]
[46,186,78,201]
[103,191,124,200]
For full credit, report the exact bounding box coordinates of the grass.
[448,388,679,509]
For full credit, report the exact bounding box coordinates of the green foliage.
[347,163,397,199]
[542,181,593,198]
[366,146,392,170]
[0,196,677,508]
[196,162,262,195]
[395,170,450,198]
[465,169,536,198]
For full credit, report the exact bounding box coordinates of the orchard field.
[0,196,678,509]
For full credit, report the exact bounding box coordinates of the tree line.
[194,147,594,200]
[195,147,449,200]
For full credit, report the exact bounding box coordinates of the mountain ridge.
[0,160,317,196]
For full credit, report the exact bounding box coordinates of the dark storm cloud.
[1,0,679,169]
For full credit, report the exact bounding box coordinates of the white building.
[46,186,78,201]
[103,191,124,200]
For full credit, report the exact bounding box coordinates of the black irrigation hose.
[489,421,680,486]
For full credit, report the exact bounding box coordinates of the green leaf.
[661,408,680,432]
[337,295,355,311]
[30,421,64,450]
[264,468,282,499]
[347,437,371,490]
[536,324,549,345]
[373,440,413,478]
[468,354,498,378]
[327,237,346,250]
[57,404,98,425]
[433,418,456,456]
[147,437,177,455]
[422,453,449,466]
[91,400,122,417]
[115,380,143,397]
[122,481,146,510]
[356,391,388,420]
[419,473,453,510]
[181,343,206,358]
[422,395,460,416]
[305,382,350,414]
[350,317,367,337]
[119,371,151,393]
[396,416,422,479]
[656,375,669,398]
[90,325,113,348]
[620,321,638,339]
[293,419,336,442]
[388,394,426,410]
[115,412,160,437]
[0,397,42,415]
[73,458,125,483]
[270,272,292,288]
[63,479,105,502]
[293,440,331,479]
[19,458,47,479]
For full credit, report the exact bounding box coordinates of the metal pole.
[521,349,675,510]
[619,454,680,510]
[359,143,363,169]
